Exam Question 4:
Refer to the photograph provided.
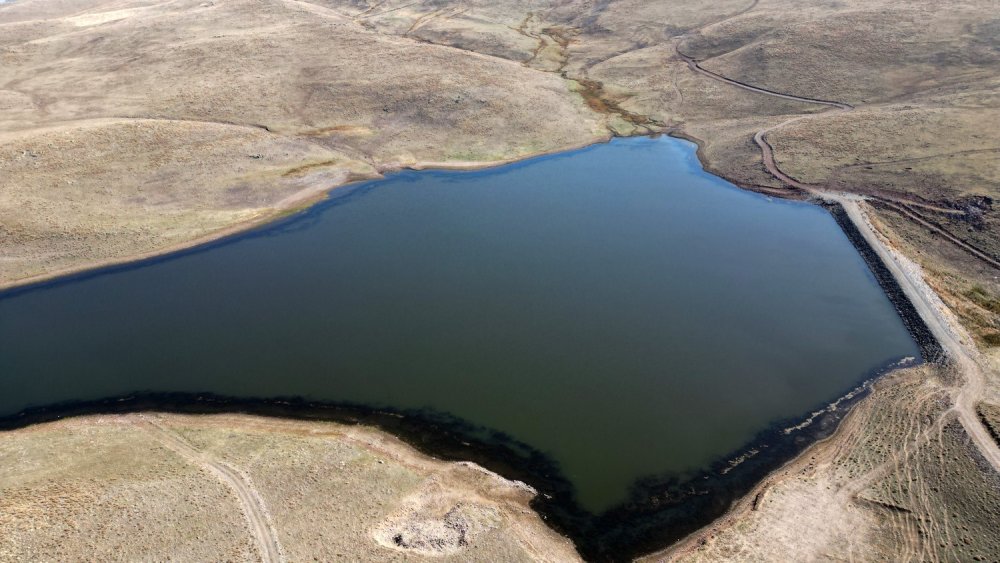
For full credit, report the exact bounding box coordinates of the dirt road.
[675,50,851,110]
[142,416,286,563]
[673,42,1000,475]
[839,198,1000,473]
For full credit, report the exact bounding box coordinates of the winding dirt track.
[679,46,998,268]
[141,416,285,563]
[673,43,1000,474]
[676,51,851,110]
[755,119,1000,268]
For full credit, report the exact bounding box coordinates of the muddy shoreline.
[0,136,948,561]
[0,348,921,562]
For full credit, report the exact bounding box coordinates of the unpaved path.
[869,196,967,217]
[675,50,851,110]
[871,198,1000,269]
[754,116,1000,268]
[679,38,1000,246]
[840,198,1000,473]
[673,41,1000,475]
[141,416,285,563]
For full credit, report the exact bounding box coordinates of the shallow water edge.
[0,137,945,561]
[0,357,933,561]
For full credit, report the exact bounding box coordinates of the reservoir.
[0,136,918,515]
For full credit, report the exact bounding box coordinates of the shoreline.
[0,133,612,295]
[0,410,582,561]
[646,363,911,561]
[0,351,918,562]
[823,201,944,361]
[0,131,951,560]
[0,128,809,296]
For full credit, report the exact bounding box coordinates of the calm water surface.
[0,136,918,511]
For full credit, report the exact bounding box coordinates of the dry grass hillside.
[2,0,1000,560]
[4,0,998,324]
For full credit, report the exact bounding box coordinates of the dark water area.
[0,136,920,557]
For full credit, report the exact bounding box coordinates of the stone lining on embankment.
[824,202,945,363]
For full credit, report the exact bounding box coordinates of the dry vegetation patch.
[769,106,1000,196]
[3,0,1000,559]
[0,416,259,561]
[0,414,580,562]
[0,118,367,284]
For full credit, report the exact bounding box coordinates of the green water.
[0,136,918,511]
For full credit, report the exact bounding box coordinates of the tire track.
[844,200,1000,473]
[675,49,851,110]
[673,36,1000,476]
[677,42,997,270]
[872,198,1000,270]
[141,416,285,563]
[756,122,998,268]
